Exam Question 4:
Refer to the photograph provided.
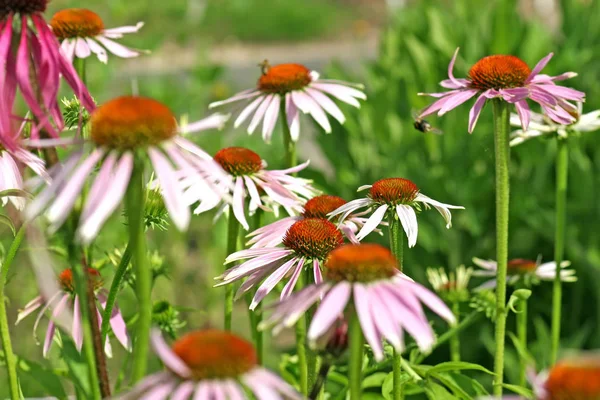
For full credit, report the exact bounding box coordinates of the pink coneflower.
[209,62,366,142]
[247,194,374,248]
[123,329,301,399]
[472,257,576,290]
[328,178,464,247]
[25,96,225,243]
[15,267,130,358]
[50,8,145,64]
[260,244,455,360]
[0,144,47,210]
[0,0,94,137]
[218,218,344,309]
[419,48,586,133]
[184,146,318,230]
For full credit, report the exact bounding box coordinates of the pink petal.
[468,92,488,133]
[353,284,384,360]
[525,53,553,83]
[515,100,530,131]
[285,93,301,141]
[73,296,83,351]
[438,89,479,115]
[308,282,351,340]
[232,176,249,230]
[150,329,191,378]
[281,258,305,299]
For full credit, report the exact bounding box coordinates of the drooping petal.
[356,204,388,241]
[308,282,351,340]
[150,329,191,378]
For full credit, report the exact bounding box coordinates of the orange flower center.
[50,9,105,40]
[507,259,537,274]
[213,147,263,176]
[90,96,177,150]
[282,218,344,261]
[369,178,420,205]
[545,359,600,400]
[302,195,347,219]
[258,63,312,94]
[468,55,531,90]
[1,0,47,18]
[325,244,398,283]
[171,330,256,380]
[59,268,103,293]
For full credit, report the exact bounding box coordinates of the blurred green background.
[2,0,600,397]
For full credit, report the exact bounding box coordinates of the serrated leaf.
[426,361,494,376]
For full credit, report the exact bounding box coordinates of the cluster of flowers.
[1,1,599,399]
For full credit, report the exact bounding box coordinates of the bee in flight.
[413,111,443,135]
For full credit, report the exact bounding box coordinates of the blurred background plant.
[2,0,600,398]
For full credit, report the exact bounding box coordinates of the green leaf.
[0,214,15,236]
[362,372,388,388]
[426,361,495,376]
[430,372,473,400]
[17,357,67,400]
[60,335,91,398]
[502,383,534,399]
[382,372,393,400]
[424,380,459,400]
[508,289,531,314]
[507,332,534,366]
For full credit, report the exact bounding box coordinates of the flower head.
[26,96,225,243]
[184,146,318,230]
[218,218,344,309]
[328,178,464,247]
[542,355,600,400]
[419,48,585,133]
[510,102,600,146]
[427,265,473,303]
[0,2,94,138]
[209,61,366,142]
[260,244,455,361]
[123,329,300,400]
[16,267,130,358]
[472,256,576,290]
[247,194,374,248]
[50,8,145,64]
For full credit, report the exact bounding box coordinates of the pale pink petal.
[262,94,281,142]
[232,176,249,230]
[286,93,301,141]
[149,147,191,230]
[140,381,176,400]
[356,204,388,241]
[439,89,479,115]
[73,296,83,351]
[515,100,530,131]
[291,91,331,133]
[305,87,346,124]
[102,22,144,36]
[368,286,403,350]
[446,48,464,87]
[313,259,322,284]
[151,329,191,378]
[171,382,195,400]
[16,295,44,325]
[251,368,302,400]
[395,205,418,248]
[234,96,265,128]
[281,258,305,300]
[209,89,261,109]
[223,380,246,400]
[248,94,274,134]
[74,38,91,58]
[535,84,586,102]
[407,282,456,323]
[250,258,297,309]
[95,35,142,58]
[43,294,70,357]
[308,282,351,340]
[353,284,384,360]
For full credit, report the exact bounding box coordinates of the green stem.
[492,99,510,396]
[551,137,568,365]
[517,299,528,387]
[400,358,422,382]
[250,211,263,363]
[0,225,26,400]
[450,302,461,362]
[225,214,241,331]
[388,214,404,400]
[127,160,151,383]
[306,269,318,391]
[348,311,364,400]
[280,100,297,169]
[101,244,131,343]
[74,57,86,85]
[296,271,308,395]
[71,259,102,400]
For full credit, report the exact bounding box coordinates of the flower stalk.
[492,99,511,396]
[280,101,297,169]
[225,213,241,331]
[388,214,404,400]
[348,311,364,400]
[296,271,309,395]
[101,244,131,342]
[0,224,26,400]
[551,137,568,365]
[127,159,152,383]
[450,302,461,362]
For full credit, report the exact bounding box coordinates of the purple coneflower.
[419,48,585,133]
[16,267,129,358]
[247,194,373,248]
[0,0,94,137]
[261,244,455,360]
[184,146,318,230]
[50,8,145,64]
[328,178,464,247]
[25,96,225,243]
[218,218,344,309]
[209,62,366,142]
[472,257,576,290]
[122,329,301,400]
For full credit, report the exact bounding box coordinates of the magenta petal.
[514,100,530,131]
[447,48,464,88]
[468,93,488,133]
[73,296,83,351]
[438,89,479,115]
[525,52,553,83]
